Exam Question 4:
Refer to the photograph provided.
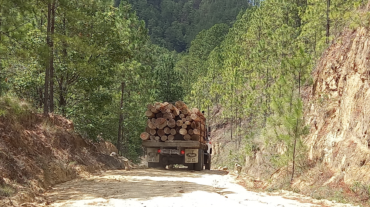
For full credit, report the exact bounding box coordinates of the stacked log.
[140,101,206,142]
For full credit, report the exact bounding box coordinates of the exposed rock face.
[304,27,370,186]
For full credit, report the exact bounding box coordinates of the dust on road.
[44,169,357,207]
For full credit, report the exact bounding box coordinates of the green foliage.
[177,0,365,176]
[1,0,366,165]
[0,0,157,161]
[299,0,364,59]
[350,181,370,198]
[175,23,229,102]
[125,0,252,52]
[152,46,184,102]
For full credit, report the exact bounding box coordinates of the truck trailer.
[141,101,212,171]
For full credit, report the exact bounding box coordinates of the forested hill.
[118,0,253,52]
[3,0,370,204]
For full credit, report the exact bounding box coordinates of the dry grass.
[0,185,16,197]
[40,119,58,134]
[0,96,35,127]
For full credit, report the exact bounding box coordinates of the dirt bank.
[0,98,126,206]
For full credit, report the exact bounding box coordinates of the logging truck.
[140,101,212,171]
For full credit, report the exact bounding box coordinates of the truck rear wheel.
[205,154,211,170]
[148,162,165,169]
[187,164,194,170]
[194,149,204,171]
[148,162,160,168]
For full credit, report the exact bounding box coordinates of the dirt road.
[44,169,356,207]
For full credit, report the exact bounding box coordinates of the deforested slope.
[0,97,125,206]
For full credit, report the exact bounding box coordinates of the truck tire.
[187,164,194,170]
[148,158,166,169]
[148,162,161,168]
[194,149,204,171]
[205,154,211,170]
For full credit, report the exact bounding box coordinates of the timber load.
[140,101,206,143]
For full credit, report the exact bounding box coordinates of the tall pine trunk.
[44,2,51,115]
[291,69,302,182]
[44,0,56,115]
[49,0,55,112]
[59,15,68,116]
[326,0,330,44]
[0,9,2,96]
[117,82,125,154]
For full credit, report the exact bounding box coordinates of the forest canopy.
[0,0,366,165]
[124,0,253,52]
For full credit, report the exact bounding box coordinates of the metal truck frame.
[142,139,212,171]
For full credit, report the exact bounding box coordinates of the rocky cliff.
[300,26,370,187]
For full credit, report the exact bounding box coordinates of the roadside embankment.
[0,97,127,206]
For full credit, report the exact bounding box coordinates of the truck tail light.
[181,150,185,155]
[157,149,161,153]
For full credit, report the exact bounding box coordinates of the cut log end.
[184,134,191,141]
[179,128,188,135]
[161,135,168,141]
[151,107,159,113]
[176,120,183,127]
[149,129,157,135]
[175,101,186,109]
[142,101,206,142]
[157,129,165,137]
[145,110,154,118]
[188,129,194,135]
[140,132,150,140]
[164,127,171,134]
[191,114,200,121]
[168,135,174,141]
[147,104,154,110]
[186,116,192,121]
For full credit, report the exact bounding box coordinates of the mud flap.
[184,149,198,163]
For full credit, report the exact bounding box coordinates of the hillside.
[0,97,129,206]
[2,0,370,205]
[125,0,252,52]
[298,25,370,199]
[208,3,370,206]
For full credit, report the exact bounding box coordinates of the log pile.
[140,101,206,143]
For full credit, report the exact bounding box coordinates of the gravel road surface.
[44,169,357,207]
